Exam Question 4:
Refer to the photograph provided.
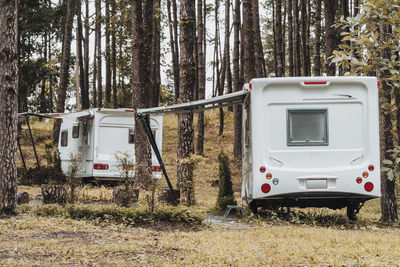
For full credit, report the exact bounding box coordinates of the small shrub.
[20,166,66,186]
[215,151,236,212]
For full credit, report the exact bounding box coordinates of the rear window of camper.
[61,130,68,147]
[287,109,328,146]
[72,124,79,138]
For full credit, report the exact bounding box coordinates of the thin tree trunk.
[131,0,153,189]
[196,0,206,155]
[105,0,111,105]
[167,0,179,103]
[0,0,18,215]
[83,0,90,109]
[324,0,336,76]
[177,0,196,206]
[53,0,76,143]
[150,0,161,107]
[233,0,242,163]
[293,0,301,76]
[242,0,256,82]
[275,0,284,77]
[288,0,294,76]
[92,28,97,108]
[300,0,308,76]
[112,0,117,108]
[96,0,102,107]
[282,0,287,75]
[252,0,266,77]
[313,0,322,75]
[172,0,180,102]
[77,1,86,110]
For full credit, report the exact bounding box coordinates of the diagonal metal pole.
[25,114,40,168]
[137,113,178,205]
[17,136,27,171]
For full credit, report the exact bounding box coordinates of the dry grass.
[8,109,400,266]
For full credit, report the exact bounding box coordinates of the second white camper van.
[58,108,163,182]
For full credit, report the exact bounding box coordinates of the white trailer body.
[58,109,163,181]
[242,77,380,211]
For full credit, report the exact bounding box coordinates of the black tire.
[347,202,359,221]
[249,201,258,214]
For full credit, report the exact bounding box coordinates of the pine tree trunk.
[111,0,117,108]
[288,0,294,76]
[83,0,90,109]
[243,0,256,82]
[171,0,180,102]
[313,0,322,75]
[233,0,242,163]
[324,0,336,76]
[132,0,153,189]
[252,0,266,77]
[53,0,76,143]
[96,0,102,107]
[177,0,196,206]
[275,0,284,77]
[0,0,18,215]
[105,0,111,105]
[196,0,206,155]
[77,1,87,110]
[150,0,161,107]
[92,29,97,108]
[293,0,301,76]
[300,0,308,76]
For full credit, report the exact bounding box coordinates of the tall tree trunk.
[313,0,322,75]
[288,0,294,76]
[0,0,18,215]
[111,0,117,108]
[213,0,220,98]
[105,0,111,105]
[293,0,301,76]
[77,0,86,110]
[252,0,266,77]
[275,0,284,77]
[96,0,102,107]
[233,0,242,163]
[196,0,206,155]
[300,0,308,76]
[167,0,179,103]
[92,28,97,108]
[131,0,153,189]
[150,0,161,107]
[226,0,233,111]
[52,0,76,143]
[324,0,336,76]
[172,0,180,102]
[83,0,90,109]
[242,0,256,82]
[177,0,196,206]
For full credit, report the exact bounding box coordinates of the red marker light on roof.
[304,81,327,85]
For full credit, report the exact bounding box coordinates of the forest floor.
[2,109,400,266]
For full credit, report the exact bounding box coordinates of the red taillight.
[377,80,381,87]
[260,166,266,173]
[368,165,375,171]
[356,177,362,184]
[152,166,162,172]
[125,109,135,112]
[261,183,271,193]
[94,163,109,170]
[304,81,327,85]
[364,182,374,192]
[249,83,252,89]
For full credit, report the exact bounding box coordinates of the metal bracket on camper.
[137,113,179,205]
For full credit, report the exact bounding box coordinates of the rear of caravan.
[58,109,163,181]
[242,77,380,210]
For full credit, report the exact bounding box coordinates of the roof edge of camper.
[137,90,250,115]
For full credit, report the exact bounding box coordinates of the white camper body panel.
[58,109,163,181]
[243,77,380,206]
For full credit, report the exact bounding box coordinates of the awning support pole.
[25,114,40,168]
[17,136,27,171]
[137,113,178,205]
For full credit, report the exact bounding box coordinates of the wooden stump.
[157,188,180,205]
[41,184,67,205]
[17,192,30,204]
[112,186,139,207]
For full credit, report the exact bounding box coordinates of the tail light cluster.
[94,163,109,170]
[259,166,277,194]
[356,164,374,192]
[152,166,162,172]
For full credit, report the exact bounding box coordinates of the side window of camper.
[152,130,156,139]
[72,123,79,138]
[287,109,328,146]
[128,128,134,144]
[61,130,68,147]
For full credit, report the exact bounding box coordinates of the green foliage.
[30,204,204,227]
[20,166,66,186]
[215,151,236,211]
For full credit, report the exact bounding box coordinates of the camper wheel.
[248,202,258,214]
[346,201,364,221]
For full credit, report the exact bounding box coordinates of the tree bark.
[0,0,18,215]
[111,0,117,108]
[196,0,206,155]
[52,0,76,143]
[150,0,161,107]
[252,0,266,77]
[96,0,102,107]
[233,0,242,163]
[171,0,180,102]
[313,0,322,75]
[77,1,87,110]
[92,27,97,108]
[177,0,196,206]
[293,0,301,76]
[275,0,284,77]
[84,0,90,109]
[324,0,336,76]
[131,0,153,189]
[105,0,111,105]
[288,0,294,76]
[300,0,308,76]
[41,184,67,205]
[242,0,256,82]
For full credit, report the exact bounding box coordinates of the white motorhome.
[58,108,163,182]
[138,76,380,218]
